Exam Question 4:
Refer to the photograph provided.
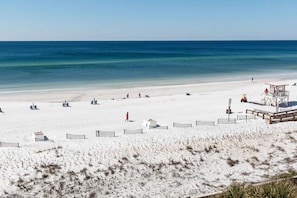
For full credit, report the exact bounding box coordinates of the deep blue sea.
[0,41,297,91]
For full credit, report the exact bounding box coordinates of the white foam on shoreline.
[1,70,297,97]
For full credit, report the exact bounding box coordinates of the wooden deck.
[246,109,297,124]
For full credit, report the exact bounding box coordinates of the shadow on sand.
[248,101,265,106]
[279,101,297,108]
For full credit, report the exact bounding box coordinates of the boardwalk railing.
[124,129,144,134]
[96,130,116,137]
[0,142,20,148]
[246,109,272,119]
[173,122,192,128]
[66,133,86,139]
[246,108,297,124]
[196,120,215,126]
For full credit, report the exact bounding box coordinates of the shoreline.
[1,71,296,102]
[0,70,297,95]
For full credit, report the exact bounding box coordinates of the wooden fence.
[66,133,86,139]
[173,122,192,128]
[96,130,116,137]
[124,129,144,134]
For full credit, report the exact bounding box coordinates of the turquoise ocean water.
[0,41,297,92]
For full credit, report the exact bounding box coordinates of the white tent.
[143,119,158,129]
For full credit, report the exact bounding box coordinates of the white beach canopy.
[143,119,158,129]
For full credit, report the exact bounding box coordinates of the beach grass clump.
[204,145,217,153]
[284,157,295,164]
[260,160,270,166]
[226,158,239,167]
[276,145,286,152]
[40,163,61,175]
[273,181,297,197]
[211,180,297,198]
[288,135,297,143]
[186,145,193,153]
[247,156,260,168]
[247,181,297,198]
[36,146,62,154]
[89,192,97,198]
[274,169,297,179]
[132,153,139,158]
[219,183,245,198]
[246,146,259,152]
[250,156,259,162]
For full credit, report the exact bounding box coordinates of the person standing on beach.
[125,112,129,122]
[139,93,141,98]
[127,93,129,99]
[252,77,254,83]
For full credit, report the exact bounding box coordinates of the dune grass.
[208,170,297,198]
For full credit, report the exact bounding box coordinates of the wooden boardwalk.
[246,108,297,124]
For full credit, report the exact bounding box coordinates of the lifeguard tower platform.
[246,83,297,124]
[262,83,289,111]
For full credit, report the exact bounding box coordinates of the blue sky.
[0,0,296,41]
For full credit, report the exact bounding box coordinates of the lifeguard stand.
[262,83,289,112]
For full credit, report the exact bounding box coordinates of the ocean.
[0,41,297,92]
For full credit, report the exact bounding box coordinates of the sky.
[0,0,296,41]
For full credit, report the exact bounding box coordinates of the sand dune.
[1,79,297,197]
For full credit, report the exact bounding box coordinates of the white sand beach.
[1,78,297,197]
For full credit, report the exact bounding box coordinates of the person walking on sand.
[125,112,129,122]
[139,93,141,98]
[126,93,129,99]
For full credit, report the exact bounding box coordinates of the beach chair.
[63,101,70,107]
[34,131,48,141]
[30,102,38,110]
[91,98,98,105]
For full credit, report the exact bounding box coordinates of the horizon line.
[1,39,297,42]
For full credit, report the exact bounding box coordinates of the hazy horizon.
[0,1,296,41]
